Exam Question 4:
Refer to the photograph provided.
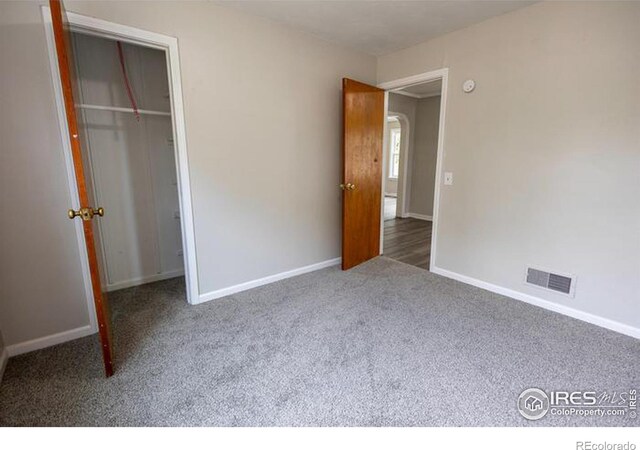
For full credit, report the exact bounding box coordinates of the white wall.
[0,1,376,350]
[409,96,440,217]
[378,1,640,332]
[0,1,93,349]
[74,33,183,290]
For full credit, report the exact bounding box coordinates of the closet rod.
[76,103,171,117]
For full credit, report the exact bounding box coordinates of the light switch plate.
[444,172,453,185]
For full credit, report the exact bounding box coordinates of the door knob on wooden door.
[340,182,356,191]
[68,206,105,221]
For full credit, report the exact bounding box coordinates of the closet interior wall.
[72,32,183,291]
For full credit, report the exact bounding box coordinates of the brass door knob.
[68,206,105,221]
[339,182,356,191]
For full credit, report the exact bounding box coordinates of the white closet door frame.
[42,6,199,306]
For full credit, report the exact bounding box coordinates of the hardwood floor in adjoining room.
[383,217,432,270]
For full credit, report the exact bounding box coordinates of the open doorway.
[380,74,446,271]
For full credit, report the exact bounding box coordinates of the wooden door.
[49,0,114,377]
[341,78,385,270]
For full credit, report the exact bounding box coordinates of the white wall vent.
[525,267,576,297]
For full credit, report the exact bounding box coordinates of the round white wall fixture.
[463,79,476,93]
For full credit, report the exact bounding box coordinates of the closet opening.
[71,31,187,301]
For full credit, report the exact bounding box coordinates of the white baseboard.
[431,266,640,340]
[197,257,341,304]
[0,348,8,385]
[407,212,433,221]
[106,269,185,292]
[6,325,96,357]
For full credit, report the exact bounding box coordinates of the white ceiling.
[214,1,535,56]
[396,79,442,98]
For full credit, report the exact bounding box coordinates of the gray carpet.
[0,257,638,426]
